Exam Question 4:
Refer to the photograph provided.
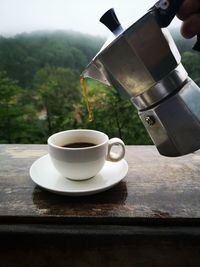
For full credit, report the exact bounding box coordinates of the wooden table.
[1,145,200,266]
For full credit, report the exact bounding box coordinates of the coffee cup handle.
[107,138,125,162]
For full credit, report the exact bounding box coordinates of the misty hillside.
[0,30,105,88]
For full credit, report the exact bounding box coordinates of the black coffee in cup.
[62,142,97,148]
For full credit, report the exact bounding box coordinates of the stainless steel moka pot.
[82,0,200,157]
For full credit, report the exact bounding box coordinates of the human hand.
[177,0,200,39]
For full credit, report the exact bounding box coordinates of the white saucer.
[29,154,128,196]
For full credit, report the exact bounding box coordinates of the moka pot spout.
[82,59,111,87]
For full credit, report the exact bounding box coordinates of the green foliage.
[33,65,81,135]
[0,72,41,143]
[182,52,200,86]
[0,31,104,88]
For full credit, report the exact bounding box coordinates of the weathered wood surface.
[1,145,200,267]
[0,144,200,222]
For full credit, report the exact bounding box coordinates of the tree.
[0,31,104,88]
[182,51,200,86]
[33,65,81,135]
[0,72,39,143]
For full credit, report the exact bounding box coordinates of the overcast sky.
[0,0,181,37]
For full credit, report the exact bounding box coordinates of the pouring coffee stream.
[80,75,93,122]
[82,0,200,157]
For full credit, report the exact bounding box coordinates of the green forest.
[0,29,199,144]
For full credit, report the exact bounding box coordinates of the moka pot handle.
[151,0,200,51]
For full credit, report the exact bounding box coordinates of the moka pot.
[82,0,200,157]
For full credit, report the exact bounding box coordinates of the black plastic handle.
[153,0,183,27]
[152,0,200,51]
[100,8,123,34]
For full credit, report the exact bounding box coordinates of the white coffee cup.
[48,129,125,180]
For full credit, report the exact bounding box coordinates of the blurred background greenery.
[0,30,199,144]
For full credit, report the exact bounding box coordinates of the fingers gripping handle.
[107,138,126,162]
[154,0,200,51]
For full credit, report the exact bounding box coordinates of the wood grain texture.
[1,145,200,267]
[0,144,200,222]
